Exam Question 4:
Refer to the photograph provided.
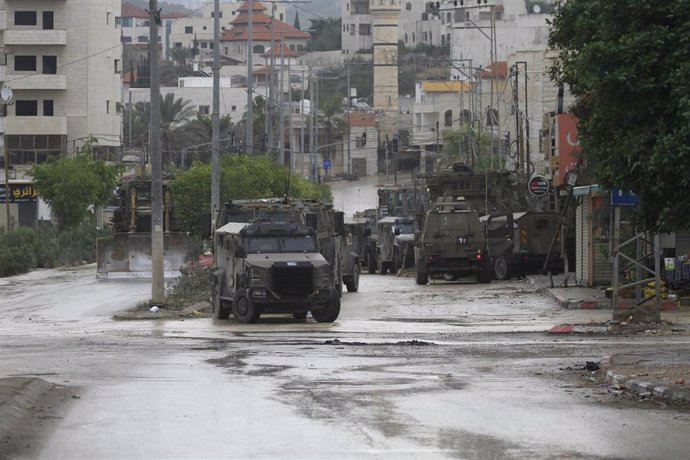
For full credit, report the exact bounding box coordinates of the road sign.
[528,175,550,197]
[323,159,331,170]
[610,187,638,206]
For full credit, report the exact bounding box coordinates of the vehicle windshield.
[245,236,317,253]
[396,223,416,234]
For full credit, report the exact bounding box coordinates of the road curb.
[598,356,686,403]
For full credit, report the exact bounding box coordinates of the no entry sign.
[528,175,550,197]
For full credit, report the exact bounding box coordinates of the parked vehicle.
[212,221,340,323]
[96,179,186,279]
[376,216,417,275]
[341,218,366,292]
[482,211,564,280]
[414,197,492,284]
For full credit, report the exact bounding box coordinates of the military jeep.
[414,198,492,284]
[212,221,340,323]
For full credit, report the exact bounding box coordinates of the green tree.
[31,139,121,231]
[125,93,197,168]
[305,18,341,52]
[170,154,332,235]
[548,0,690,232]
[293,11,301,30]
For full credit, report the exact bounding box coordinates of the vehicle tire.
[377,254,387,275]
[311,293,341,323]
[476,263,493,284]
[415,258,428,285]
[368,252,376,274]
[292,312,308,320]
[212,276,231,320]
[393,251,401,273]
[345,265,360,292]
[493,255,510,281]
[232,289,260,323]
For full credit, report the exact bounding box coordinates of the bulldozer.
[96,178,187,279]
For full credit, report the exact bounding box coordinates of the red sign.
[552,113,582,187]
[528,175,550,197]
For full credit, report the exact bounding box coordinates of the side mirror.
[334,211,345,235]
[199,212,212,239]
[235,247,247,258]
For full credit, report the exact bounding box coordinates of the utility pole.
[266,3,276,156]
[300,69,306,176]
[148,0,164,305]
[346,59,351,176]
[211,0,220,231]
[245,0,254,154]
[308,71,315,182]
[287,54,294,172]
[278,35,285,165]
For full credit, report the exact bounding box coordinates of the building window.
[122,36,133,43]
[106,101,111,114]
[231,105,237,111]
[201,42,208,49]
[16,100,38,116]
[359,24,371,36]
[350,24,356,35]
[121,17,133,27]
[106,12,111,25]
[138,35,149,43]
[198,105,210,115]
[15,11,37,26]
[43,100,54,116]
[15,56,37,72]
[43,11,54,30]
[444,110,453,127]
[114,59,121,74]
[209,42,214,50]
[174,42,182,48]
[203,26,207,30]
[185,26,193,34]
[406,2,412,11]
[42,56,57,74]
[253,44,265,54]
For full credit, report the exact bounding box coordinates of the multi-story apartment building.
[0,0,122,228]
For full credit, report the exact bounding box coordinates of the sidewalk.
[529,273,690,404]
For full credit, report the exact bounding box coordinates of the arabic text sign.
[0,184,38,203]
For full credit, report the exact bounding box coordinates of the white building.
[1,0,122,228]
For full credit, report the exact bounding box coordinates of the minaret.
[370,0,401,135]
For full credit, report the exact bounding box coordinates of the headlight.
[250,267,268,285]
[314,266,330,286]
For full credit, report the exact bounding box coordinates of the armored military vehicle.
[482,211,563,280]
[341,217,367,292]
[414,197,492,284]
[96,179,187,279]
[375,216,417,275]
[212,221,340,323]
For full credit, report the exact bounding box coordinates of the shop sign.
[610,187,638,206]
[528,175,550,197]
[0,184,38,203]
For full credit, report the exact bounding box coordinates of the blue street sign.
[323,159,331,170]
[610,187,639,206]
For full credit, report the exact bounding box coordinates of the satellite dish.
[532,4,542,14]
[0,87,13,103]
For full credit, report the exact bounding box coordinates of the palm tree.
[125,93,197,169]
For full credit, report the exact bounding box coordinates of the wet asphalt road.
[1,265,690,459]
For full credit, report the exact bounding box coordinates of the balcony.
[4,29,67,46]
[6,73,67,90]
[4,116,67,135]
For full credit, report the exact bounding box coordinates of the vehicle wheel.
[393,252,401,273]
[377,254,387,275]
[368,254,376,274]
[212,276,231,320]
[346,265,360,292]
[292,312,308,320]
[415,259,428,285]
[311,293,341,323]
[493,255,510,281]
[232,289,260,323]
[476,263,493,284]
